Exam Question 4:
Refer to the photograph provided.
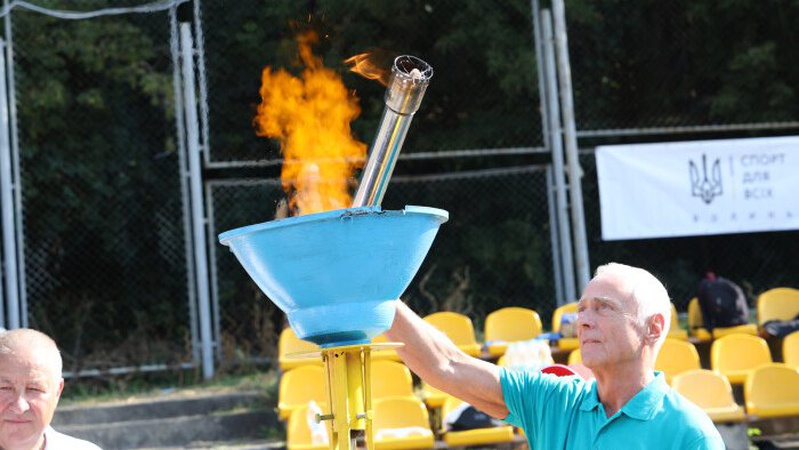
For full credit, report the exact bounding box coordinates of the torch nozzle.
[352,55,433,207]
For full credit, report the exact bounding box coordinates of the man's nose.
[577,310,594,328]
[8,393,31,413]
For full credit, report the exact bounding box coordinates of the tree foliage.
[8,0,797,368]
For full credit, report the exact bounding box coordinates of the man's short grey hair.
[595,262,671,347]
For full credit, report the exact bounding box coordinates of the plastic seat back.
[687,297,712,342]
[372,396,435,449]
[441,396,514,447]
[784,330,799,369]
[711,334,772,384]
[420,380,452,409]
[671,369,745,423]
[279,327,322,371]
[371,333,401,362]
[278,365,327,420]
[371,360,415,399]
[286,403,330,450]
[745,363,799,418]
[552,302,580,351]
[484,307,543,356]
[551,302,578,333]
[423,311,482,356]
[668,303,689,340]
[757,287,799,326]
[655,338,701,384]
[687,297,757,340]
[567,348,582,366]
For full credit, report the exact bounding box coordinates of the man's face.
[0,348,64,450]
[576,274,645,370]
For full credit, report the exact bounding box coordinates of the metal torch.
[352,55,433,207]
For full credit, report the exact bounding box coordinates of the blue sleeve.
[499,367,586,437]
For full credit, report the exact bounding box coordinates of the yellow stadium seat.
[744,363,799,418]
[655,338,701,385]
[278,365,327,420]
[484,307,543,357]
[278,327,322,371]
[757,287,799,326]
[441,396,514,447]
[668,303,689,340]
[420,381,452,409]
[711,334,772,384]
[687,297,712,342]
[371,333,402,362]
[370,360,415,400]
[372,396,436,449]
[286,403,330,450]
[552,302,580,351]
[671,369,745,423]
[687,297,757,341]
[568,348,582,366]
[423,311,482,357]
[784,330,799,369]
[712,324,758,339]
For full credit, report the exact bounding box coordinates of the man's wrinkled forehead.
[577,295,623,309]
[581,273,637,309]
[0,348,60,381]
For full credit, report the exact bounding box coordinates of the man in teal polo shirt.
[385,262,724,449]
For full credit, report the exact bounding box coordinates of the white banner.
[595,136,799,240]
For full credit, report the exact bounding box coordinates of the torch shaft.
[352,56,433,207]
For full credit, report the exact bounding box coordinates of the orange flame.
[254,31,367,216]
[344,53,389,86]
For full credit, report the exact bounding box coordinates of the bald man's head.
[0,328,63,381]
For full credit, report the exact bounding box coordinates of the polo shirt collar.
[579,371,668,421]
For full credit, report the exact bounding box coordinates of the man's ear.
[55,378,65,399]
[647,313,665,343]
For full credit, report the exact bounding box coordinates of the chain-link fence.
[201,0,555,366]
[1,0,797,376]
[564,0,799,309]
[210,165,556,365]
[6,3,192,374]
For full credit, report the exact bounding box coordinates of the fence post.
[0,37,22,329]
[551,0,591,292]
[180,22,215,380]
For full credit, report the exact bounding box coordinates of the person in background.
[385,262,724,449]
[0,328,102,450]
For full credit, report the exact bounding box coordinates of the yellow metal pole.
[363,347,374,450]
[311,343,397,450]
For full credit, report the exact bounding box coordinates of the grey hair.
[594,262,671,350]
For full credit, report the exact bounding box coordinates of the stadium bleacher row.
[276,286,799,449]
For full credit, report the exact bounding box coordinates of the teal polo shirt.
[500,368,725,449]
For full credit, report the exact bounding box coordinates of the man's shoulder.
[46,427,103,450]
[661,389,724,443]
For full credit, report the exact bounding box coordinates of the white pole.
[4,2,26,327]
[541,9,577,304]
[0,38,20,328]
[551,0,591,291]
[180,23,214,379]
[170,7,201,371]
[531,0,564,304]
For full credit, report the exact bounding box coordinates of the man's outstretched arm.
[383,300,509,418]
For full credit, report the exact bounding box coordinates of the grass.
[59,365,280,407]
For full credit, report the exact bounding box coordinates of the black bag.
[445,404,502,431]
[762,314,799,338]
[697,277,749,331]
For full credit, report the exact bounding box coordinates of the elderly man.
[0,328,102,450]
[385,262,724,449]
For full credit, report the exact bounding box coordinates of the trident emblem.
[689,154,722,204]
